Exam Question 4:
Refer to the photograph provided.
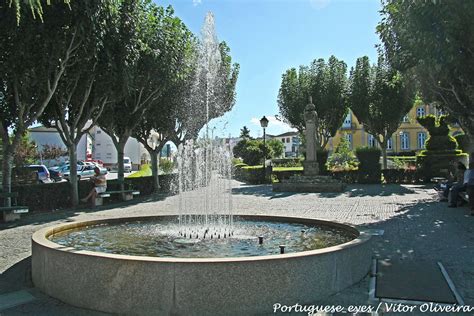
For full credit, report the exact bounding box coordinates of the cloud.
[250,116,297,136]
[193,0,202,6]
[309,0,331,10]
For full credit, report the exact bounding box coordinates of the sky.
[157,0,382,138]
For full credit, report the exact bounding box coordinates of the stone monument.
[273,97,344,192]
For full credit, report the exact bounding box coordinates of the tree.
[377,0,474,149]
[3,0,70,25]
[267,139,284,158]
[133,17,196,193]
[13,134,37,168]
[40,144,67,161]
[239,126,251,139]
[0,1,82,204]
[278,56,348,149]
[40,0,111,206]
[348,55,415,169]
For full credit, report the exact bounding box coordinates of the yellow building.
[326,104,463,154]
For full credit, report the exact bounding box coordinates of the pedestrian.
[81,167,107,206]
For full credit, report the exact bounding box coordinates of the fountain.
[31,13,371,316]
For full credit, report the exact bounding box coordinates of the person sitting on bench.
[448,162,474,208]
[440,162,466,201]
[81,167,107,206]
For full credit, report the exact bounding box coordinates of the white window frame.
[345,134,353,149]
[417,132,426,149]
[368,134,376,148]
[387,138,393,150]
[400,132,410,150]
[402,115,409,123]
[416,107,425,118]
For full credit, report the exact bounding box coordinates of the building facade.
[326,104,463,154]
[270,132,300,157]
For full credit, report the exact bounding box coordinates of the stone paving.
[0,181,473,315]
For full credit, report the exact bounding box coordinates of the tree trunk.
[381,145,388,170]
[149,149,160,193]
[116,139,127,192]
[68,144,79,207]
[2,149,14,207]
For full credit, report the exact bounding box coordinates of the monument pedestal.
[303,161,319,176]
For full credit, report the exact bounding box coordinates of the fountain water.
[174,12,234,239]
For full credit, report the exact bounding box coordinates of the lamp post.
[260,116,269,170]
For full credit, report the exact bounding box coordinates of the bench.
[0,192,29,222]
[95,190,140,206]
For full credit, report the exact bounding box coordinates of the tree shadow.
[232,184,309,199]
[0,193,171,231]
[0,257,32,295]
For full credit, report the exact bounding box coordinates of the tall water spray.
[175,12,233,239]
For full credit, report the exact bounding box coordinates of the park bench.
[0,192,29,222]
[94,180,140,206]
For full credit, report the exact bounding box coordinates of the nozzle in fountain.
[258,236,263,245]
[279,245,285,254]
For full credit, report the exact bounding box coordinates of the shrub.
[317,150,329,175]
[355,147,382,183]
[13,174,174,212]
[159,158,175,174]
[382,169,422,184]
[326,137,358,171]
[233,165,269,184]
[454,134,469,152]
[271,158,301,168]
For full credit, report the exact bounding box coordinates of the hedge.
[13,174,175,213]
[355,147,381,184]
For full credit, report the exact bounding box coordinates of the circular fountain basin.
[32,215,372,315]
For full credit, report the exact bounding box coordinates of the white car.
[123,157,132,173]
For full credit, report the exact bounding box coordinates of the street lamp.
[260,116,269,169]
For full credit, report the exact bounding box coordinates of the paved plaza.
[0,181,473,315]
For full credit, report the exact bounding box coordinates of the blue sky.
[157,0,382,138]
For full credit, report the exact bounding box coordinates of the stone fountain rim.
[32,214,371,263]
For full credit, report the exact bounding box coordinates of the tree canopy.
[377,0,474,145]
[278,56,348,148]
[348,54,415,168]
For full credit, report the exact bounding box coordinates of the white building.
[28,126,90,166]
[270,131,301,157]
[92,126,148,170]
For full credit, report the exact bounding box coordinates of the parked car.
[61,165,94,181]
[48,168,63,182]
[123,157,132,173]
[28,165,53,183]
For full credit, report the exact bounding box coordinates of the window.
[417,132,426,149]
[400,132,410,150]
[387,138,393,150]
[97,130,102,134]
[401,115,409,123]
[286,137,290,143]
[367,134,376,148]
[416,107,425,118]
[345,134,353,149]
[281,139,285,143]
[342,113,352,128]
[436,108,445,116]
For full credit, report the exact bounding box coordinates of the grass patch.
[127,164,151,178]
[273,166,303,172]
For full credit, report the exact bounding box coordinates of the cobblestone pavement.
[1,182,473,315]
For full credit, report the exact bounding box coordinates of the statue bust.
[304,96,318,126]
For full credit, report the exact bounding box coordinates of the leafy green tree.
[0,1,83,204]
[3,0,70,25]
[99,1,189,191]
[278,56,348,149]
[348,55,415,169]
[133,15,195,193]
[13,134,37,168]
[40,0,111,206]
[239,126,251,139]
[377,0,474,149]
[267,139,284,158]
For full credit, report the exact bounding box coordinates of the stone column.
[303,97,319,176]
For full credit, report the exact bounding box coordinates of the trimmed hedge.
[355,147,381,184]
[271,158,301,168]
[13,174,175,212]
[382,169,422,184]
